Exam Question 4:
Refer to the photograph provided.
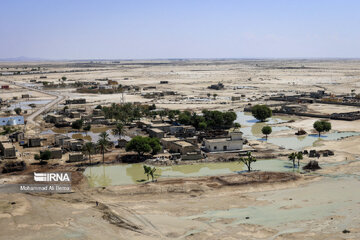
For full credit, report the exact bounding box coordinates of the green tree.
[313,120,331,137]
[288,152,297,168]
[125,136,161,158]
[83,142,96,165]
[71,119,83,130]
[2,126,12,135]
[61,76,67,81]
[261,126,272,140]
[148,137,161,155]
[251,105,272,122]
[83,124,91,133]
[297,152,303,168]
[178,111,192,125]
[168,111,175,121]
[14,107,22,115]
[95,105,102,109]
[143,165,157,182]
[198,121,207,130]
[213,93,218,99]
[97,132,111,163]
[239,152,257,172]
[207,93,211,98]
[233,122,241,129]
[159,110,167,120]
[112,122,125,140]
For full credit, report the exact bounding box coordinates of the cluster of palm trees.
[288,152,303,168]
[82,132,111,164]
[82,122,126,165]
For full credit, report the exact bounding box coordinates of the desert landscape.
[0,59,359,239]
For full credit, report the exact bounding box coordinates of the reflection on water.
[84,159,298,187]
[267,132,360,150]
[242,126,291,140]
[235,111,292,140]
[235,112,291,127]
[235,112,360,150]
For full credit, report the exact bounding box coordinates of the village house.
[68,153,84,162]
[91,116,109,125]
[9,131,25,142]
[65,98,86,105]
[45,114,64,124]
[50,148,63,159]
[169,141,197,155]
[160,137,200,159]
[280,104,307,114]
[184,136,198,145]
[148,128,165,139]
[70,111,81,118]
[54,135,71,146]
[0,142,16,158]
[40,148,62,159]
[150,123,172,132]
[92,109,103,116]
[27,137,41,147]
[161,137,181,150]
[203,129,244,152]
[64,139,83,151]
[137,119,152,129]
[174,126,196,138]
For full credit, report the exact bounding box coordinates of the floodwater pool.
[84,159,299,187]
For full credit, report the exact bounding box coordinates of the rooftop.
[161,137,180,142]
[174,141,194,147]
[149,128,164,133]
[1,142,15,148]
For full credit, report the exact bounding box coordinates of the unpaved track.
[2,79,65,132]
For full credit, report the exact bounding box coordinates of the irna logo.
[34,172,71,182]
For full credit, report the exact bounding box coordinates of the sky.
[1,0,360,60]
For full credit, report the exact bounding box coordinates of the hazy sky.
[1,0,360,59]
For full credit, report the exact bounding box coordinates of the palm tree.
[112,122,125,141]
[82,142,95,165]
[296,152,303,168]
[288,152,297,168]
[97,132,110,163]
[143,165,157,182]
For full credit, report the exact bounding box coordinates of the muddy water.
[41,127,130,143]
[84,159,299,187]
[236,112,360,150]
[267,132,360,150]
[186,176,360,233]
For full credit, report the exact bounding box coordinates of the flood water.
[41,127,130,144]
[84,159,299,187]
[267,132,360,150]
[7,99,52,110]
[235,112,360,150]
[186,176,360,230]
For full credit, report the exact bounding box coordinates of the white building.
[204,130,244,152]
